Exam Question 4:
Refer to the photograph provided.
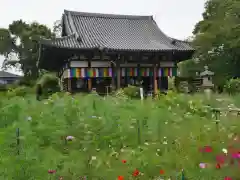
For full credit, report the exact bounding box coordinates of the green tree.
[0,20,54,78]
[192,0,240,87]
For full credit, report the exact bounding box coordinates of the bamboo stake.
[137,119,141,145]
[16,128,20,155]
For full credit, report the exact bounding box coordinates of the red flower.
[118,176,124,180]
[203,146,212,153]
[215,163,221,169]
[224,177,232,180]
[159,169,165,174]
[132,169,140,177]
[48,169,56,174]
[122,159,127,164]
[199,146,212,153]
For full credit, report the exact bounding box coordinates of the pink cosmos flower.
[199,163,207,169]
[231,152,240,159]
[66,136,75,141]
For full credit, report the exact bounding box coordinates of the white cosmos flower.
[91,156,97,160]
[222,148,228,154]
[27,116,32,121]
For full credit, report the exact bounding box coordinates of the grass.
[0,91,239,179]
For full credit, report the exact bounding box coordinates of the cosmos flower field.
[0,92,239,179]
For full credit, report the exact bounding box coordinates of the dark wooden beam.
[153,54,158,96]
[116,54,122,89]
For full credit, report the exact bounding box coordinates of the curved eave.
[39,36,195,53]
[170,38,195,51]
[40,34,80,49]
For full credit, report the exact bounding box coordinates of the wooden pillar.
[88,79,92,91]
[137,64,140,85]
[116,55,121,89]
[88,58,92,92]
[153,55,158,96]
[67,78,71,92]
[111,62,115,90]
[153,65,157,95]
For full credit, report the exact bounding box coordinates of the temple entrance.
[159,77,168,92]
[71,78,88,93]
[141,77,152,93]
[92,78,112,95]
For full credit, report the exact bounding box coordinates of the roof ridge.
[64,10,153,20]
[150,19,176,50]
[170,38,189,43]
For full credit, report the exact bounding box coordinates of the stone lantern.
[200,66,214,89]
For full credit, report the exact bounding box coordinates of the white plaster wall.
[139,64,153,67]
[91,61,111,67]
[70,61,88,67]
[120,63,138,67]
[160,61,174,67]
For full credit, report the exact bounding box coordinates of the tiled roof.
[40,10,194,52]
[41,34,83,49]
[0,71,21,78]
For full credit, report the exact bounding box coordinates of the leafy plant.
[122,85,140,98]
[224,78,240,95]
[6,86,31,97]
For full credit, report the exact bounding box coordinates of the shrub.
[6,86,31,97]
[114,88,128,100]
[37,73,60,96]
[168,77,175,90]
[122,85,140,98]
[0,84,7,92]
[18,77,36,87]
[224,78,240,95]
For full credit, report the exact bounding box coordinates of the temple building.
[38,10,194,95]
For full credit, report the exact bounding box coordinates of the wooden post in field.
[181,169,185,180]
[140,87,144,101]
[105,86,109,96]
[16,128,20,155]
[136,119,141,145]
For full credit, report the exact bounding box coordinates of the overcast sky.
[0,0,206,74]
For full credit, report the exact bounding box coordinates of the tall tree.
[53,20,62,38]
[0,20,55,78]
[192,0,240,86]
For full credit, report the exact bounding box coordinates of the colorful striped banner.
[158,67,177,77]
[139,68,150,77]
[120,67,177,77]
[67,67,177,78]
[69,68,113,78]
